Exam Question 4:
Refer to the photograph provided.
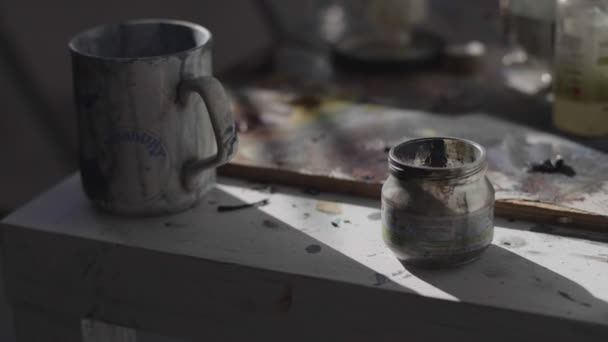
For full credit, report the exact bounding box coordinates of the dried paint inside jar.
[381,137,495,268]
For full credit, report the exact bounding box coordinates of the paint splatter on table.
[220,89,608,230]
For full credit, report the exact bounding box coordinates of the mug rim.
[68,18,212,61]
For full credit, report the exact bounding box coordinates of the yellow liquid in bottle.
[553,97,608,136]
[553,2,608,137]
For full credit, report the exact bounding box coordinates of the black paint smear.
[558,291,591,308]
[528,156,576,177]
[305,244,322,254]
[217,199,269,212]
[301,187,321,196]
[331,220,340,228]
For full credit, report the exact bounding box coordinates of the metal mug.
[69,19,238,215]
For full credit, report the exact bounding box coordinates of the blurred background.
[0,0,557,340]
[0,0,505,217]
[0,0,267,217]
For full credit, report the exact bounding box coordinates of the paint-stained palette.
[219,89,608,229]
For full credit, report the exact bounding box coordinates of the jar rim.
[388,137,487,179]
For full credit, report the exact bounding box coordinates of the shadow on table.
[404,245,608,320]
[86,185,411,295]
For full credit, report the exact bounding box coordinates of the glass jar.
[381,137,495,268]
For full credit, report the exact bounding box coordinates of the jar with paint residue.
[381,137,495,268]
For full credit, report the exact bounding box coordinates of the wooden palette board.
[219,89,608,230]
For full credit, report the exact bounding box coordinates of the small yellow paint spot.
[315,201,343,215]
[289,100,350,125]
[417,128,440,137]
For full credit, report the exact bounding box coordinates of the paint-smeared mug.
[69,19,238,215]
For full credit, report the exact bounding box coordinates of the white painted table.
[2,175,608,341]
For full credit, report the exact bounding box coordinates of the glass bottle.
[381,138,495,268]
[554,0,608,136]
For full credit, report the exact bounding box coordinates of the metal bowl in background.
[254,0,442,72]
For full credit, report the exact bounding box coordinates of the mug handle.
[177,76,238,191]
